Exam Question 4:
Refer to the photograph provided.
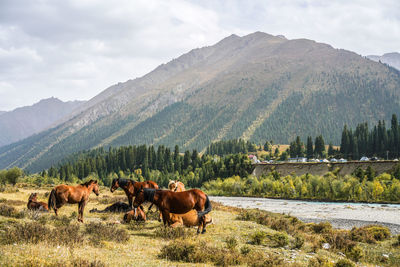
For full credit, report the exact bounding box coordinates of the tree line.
[44,145,253,188]
[340,114,400,159]
[203,166,400,203]
[205,139,256,156]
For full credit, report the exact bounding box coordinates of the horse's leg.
[128,197,133,210]
[201,217,207,234]
[78,200,86,223]
[161,210,170,226]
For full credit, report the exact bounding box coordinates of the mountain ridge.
[1,32,400,172]
[0,98,85,148]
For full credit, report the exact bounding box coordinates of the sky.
[0,0,399,111]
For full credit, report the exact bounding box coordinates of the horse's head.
[28,193,37,202]
[110,178,119,193]
[168,180,176,191]
[93,180,100,196]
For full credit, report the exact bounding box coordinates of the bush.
[292,234,304,249]
[225,236,238,250]
[1,221,48,244]
[51,215,72,226]
[84,222,129,245]
[154,226,193,240]
[159,240,197,262]
[267,232,289,248]
[323,230,354,251]
[0,204,26,218]
[350,225,391,243]
[50,224,84,245]
[346,245,364,262]
[311,222,333,234]
[240,245,251,255]
[250,231,266,245]
[334,259,355,267]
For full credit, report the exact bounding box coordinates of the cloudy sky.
[0,0,399,111]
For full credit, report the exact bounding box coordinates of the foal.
[27,193,49,211]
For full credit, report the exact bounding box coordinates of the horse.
[168,180,185,192]
[123,206,146,223]
[27,193,49,211]
[48,180,99,222]
[89,201,131,213]
[110,178,159,209]
[169,209,212,228]
[133,188,212,234]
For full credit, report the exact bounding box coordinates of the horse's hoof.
[201,229,206,234]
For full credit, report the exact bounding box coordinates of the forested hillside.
[1,32,400,173]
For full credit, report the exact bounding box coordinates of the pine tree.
[306,136,314,159]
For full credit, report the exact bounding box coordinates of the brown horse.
[123,206,146,223]
[48,180,99,222]
[133,188,212,234]
[168,180,185,192]
[110,178,159,209]
[27,193,49,211]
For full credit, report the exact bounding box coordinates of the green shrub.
[334,259,355,267]
[292,234,304,249]
[50,224,84,245]
[250,231,266,245]
[84,222,129,245]
[154,226,193,240]
[1,221,48,244]
[240,245,251,255]
[346,245,364,262]
[267,232,289,248]
[159,240,197,262]
[311,222,333,234]
[350,225,391,243]
[225,236,238,250]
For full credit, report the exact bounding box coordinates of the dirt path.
[210,196,400,234]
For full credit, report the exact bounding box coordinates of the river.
[210,196,400,234]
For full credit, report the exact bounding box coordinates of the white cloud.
[0,0,399,110]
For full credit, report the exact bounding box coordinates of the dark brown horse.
[110,178,159,209]
[133,188,212,234]
[27,193,49,211]
[48,180,99,222]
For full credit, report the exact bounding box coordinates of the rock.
[322,243,331,249]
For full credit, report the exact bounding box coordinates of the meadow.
[0,183,399,266]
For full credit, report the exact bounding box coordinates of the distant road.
[210,196,400,234]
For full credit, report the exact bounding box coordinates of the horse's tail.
[198,195,212,219]
[48,189,56,211]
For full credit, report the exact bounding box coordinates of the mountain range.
[367,52,400,71]
[0,98,84,147]
[1,32,400,173]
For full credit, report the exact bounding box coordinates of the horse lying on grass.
[110,178,158,209]
[124,209,212,228]
[89,201,131,213]
[133,188,212,234]
[123,206,146,222]
[48,180,99,222]
[27,193,49,211]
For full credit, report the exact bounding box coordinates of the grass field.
[0,184,399,266]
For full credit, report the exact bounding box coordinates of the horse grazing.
[133,188,212,234]
[48,180,99,222]
[27,193,49,211]
[169,210,212,230]
[110,178,159,209]
[168,180,185,192]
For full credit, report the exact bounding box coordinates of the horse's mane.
[81,179,96,187]
[118,178,136,187]
[143,188,157,202]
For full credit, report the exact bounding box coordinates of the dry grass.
[0,184,399,266]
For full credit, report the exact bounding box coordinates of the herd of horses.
[27,179,212,234]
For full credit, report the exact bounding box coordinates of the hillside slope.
[1,32,400,172]
[367,52,400,70]
[0,98,84,147]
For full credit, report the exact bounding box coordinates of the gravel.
[210,196,400,234]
